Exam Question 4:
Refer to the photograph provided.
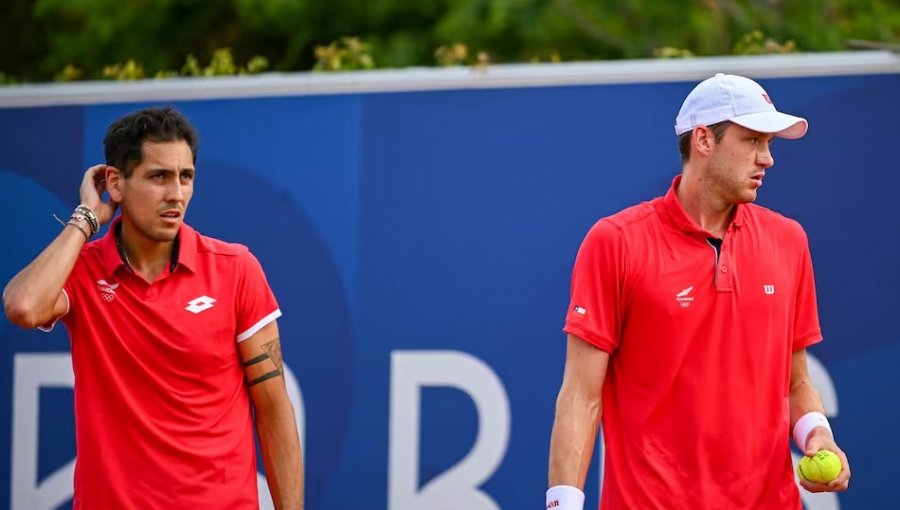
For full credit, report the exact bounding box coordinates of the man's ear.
[693,125,715,158]
[106,166,125,203]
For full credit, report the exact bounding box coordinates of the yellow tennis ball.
[797,450,841,483]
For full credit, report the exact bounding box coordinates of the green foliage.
[154,69,180,79]
[102,60,144,81]
[245,55,270,74]
[205,48,238,76]
[433,42,495,70]
[84,49,271,82]
[529,50,562,64]
[313,37,375,72]
[0,0,896,83]
[181,55,204,78]
[733,31,796,55]
[0,72,20,85]
[435,43,471,66]
[54,64,84,82]
[653,47,694,59]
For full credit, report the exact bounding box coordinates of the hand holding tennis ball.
[797,450,842,483]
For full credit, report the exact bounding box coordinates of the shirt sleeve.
[563,219,626,353]
[234,248,282,342]
[38,289,70,332]
[43,257,81,332]
[792,228,823,351]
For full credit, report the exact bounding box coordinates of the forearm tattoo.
[246,337,284,387]
[242,353,269,367]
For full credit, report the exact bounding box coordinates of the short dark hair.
[678,120,732,163]
[103,107,198,177]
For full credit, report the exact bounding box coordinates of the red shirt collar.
[661,175,745,237]
[97,216,198,276]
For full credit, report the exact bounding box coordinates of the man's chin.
[737,191,758,204]
[151,228,180,243]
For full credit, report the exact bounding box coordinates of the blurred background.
[1,0,898,82]
[1,1,899,510]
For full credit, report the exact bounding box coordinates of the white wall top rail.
[1,51,898,108]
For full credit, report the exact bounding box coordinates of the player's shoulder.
[743,203,808,240]
[590,198,660,236]
[192,229,251,258]
[580,199,661,251]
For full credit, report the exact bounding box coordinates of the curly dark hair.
[103,107,198,177]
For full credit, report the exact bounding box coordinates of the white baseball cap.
[674,73,808,139]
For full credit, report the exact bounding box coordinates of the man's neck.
[117,222,175,282]
[676,170,736,239]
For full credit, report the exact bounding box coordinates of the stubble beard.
[707,152,756,205]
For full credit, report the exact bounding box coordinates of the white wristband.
[546,485,584,510]
[793,411,832,451]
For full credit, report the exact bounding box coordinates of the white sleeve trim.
[37,289,70,333]
[236,308,282,343]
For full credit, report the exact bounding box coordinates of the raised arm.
[3,165,117,328]
[239,320,303,509]
[547,334,610,509]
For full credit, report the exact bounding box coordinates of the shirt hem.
[793,331,823,351]
[563,322,616,353]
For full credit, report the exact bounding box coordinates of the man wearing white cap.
[546,74,850,509]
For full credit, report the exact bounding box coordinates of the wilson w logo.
[763,285,775,295]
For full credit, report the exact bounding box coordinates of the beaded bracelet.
[53,212,91,242]
[74,205,100,236]
[67,217,91,242]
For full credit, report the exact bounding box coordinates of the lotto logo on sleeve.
[185,295,217,314]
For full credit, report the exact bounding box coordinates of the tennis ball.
[797,450,841,483]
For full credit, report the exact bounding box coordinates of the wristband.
[546,485,584,510]
[793,411,832,451]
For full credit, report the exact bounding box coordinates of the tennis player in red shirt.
[4,107,302,509]
[546,74,850,509]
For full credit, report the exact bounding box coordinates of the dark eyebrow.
[147,167,195,174]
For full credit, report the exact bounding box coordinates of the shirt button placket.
[716,249,734,292]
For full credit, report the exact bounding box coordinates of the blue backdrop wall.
[1,71,898,509]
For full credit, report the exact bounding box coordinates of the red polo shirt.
[564,176,822,510]
[50,218,280,509]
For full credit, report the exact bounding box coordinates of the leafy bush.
[0,0,896,83]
